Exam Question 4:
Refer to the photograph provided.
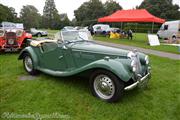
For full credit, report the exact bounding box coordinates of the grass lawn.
[94,33,180,54]
[0,54,179,120]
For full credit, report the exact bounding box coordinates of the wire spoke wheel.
[24,56,33,72]
[90,70,124,102]
[94,74,115,100]
[23,53,38,75]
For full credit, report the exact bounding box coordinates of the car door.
[40,42,67,71]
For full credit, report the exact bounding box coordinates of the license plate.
[5,48,18,52]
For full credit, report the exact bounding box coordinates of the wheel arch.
[21,38,31,48]
[81,59,132,82]
[37,32,42,36]
[18,47,39,69]
[172,35,176,38]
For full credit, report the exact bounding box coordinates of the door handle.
[58,56,63,59]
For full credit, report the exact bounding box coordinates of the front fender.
[18,46,38,69]
[25,33,32,39]
[83,59,132,82]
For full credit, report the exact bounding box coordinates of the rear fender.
[18,46,38,68]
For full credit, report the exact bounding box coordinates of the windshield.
[61,30,92,41]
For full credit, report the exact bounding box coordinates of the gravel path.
[95,41,180,60]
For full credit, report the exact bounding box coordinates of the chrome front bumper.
[124,72,151,91]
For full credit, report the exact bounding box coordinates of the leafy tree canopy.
[43,0,61,29]
[138,0,180,20]
[0,4,17,22]
[20,5,41,29]
[74,0,122,26]
[74,0,105,24]
[104,0,122,15]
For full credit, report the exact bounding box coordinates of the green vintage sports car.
[18,30,151,102]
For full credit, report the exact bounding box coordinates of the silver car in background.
[30,28,48,37]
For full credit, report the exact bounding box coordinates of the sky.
[0,0,179,20]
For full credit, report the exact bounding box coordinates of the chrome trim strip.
[124,72,150,91]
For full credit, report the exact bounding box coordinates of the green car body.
[18,30,151,102]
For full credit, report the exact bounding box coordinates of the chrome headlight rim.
[16,30,23,37]
[145,55,149,65]
[127,49,138,59]
[131,60,137,72]
[127,50,138,72]
[0,29,5,37]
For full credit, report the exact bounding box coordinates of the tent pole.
[152,22,154,33]
[121,22,123,30]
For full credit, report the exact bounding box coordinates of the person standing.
[88,25,94,35]
[128,29,133,40]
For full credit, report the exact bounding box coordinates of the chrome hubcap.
[94,75,115,100]
[24,56,33,72]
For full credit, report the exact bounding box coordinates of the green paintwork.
[18,37,149,82]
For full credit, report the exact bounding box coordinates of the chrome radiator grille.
[5,32,16,45]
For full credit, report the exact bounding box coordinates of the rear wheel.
[23,53,38,75]
[89,70,124,102]
[172,36,176,40]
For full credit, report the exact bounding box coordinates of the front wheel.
[23,53,38,75]
[89,70,124,102]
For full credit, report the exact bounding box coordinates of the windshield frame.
[60,30,92,42]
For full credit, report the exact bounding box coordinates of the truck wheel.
[23,53,38,75]
[89,70,124,102]
[172,36,176,40]
[37,33,42,37]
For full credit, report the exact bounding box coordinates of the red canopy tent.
[98,9,165,23]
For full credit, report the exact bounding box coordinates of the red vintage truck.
[0,22,32,52]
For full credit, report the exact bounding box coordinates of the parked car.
[61,26,75,31]
[107,28,120,32]
[93,24,110,34]
[30,28,48,37]
[0,22,32,52]
[106,27,121,35]
[18,30,151,102]
[157,20,180,39]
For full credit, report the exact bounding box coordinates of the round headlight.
[131,60,137,72]
[145,55,149,64]
[16,30,23,36]
[0,30,5,37]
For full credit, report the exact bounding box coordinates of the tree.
[0,4,17,22]
[43,0,61,29]
[9,7,18,22]
[138,0,180,20]
[104,0,122,15]
[74,0,105,26]
[20,5,41,29]
[59,13,71,29]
